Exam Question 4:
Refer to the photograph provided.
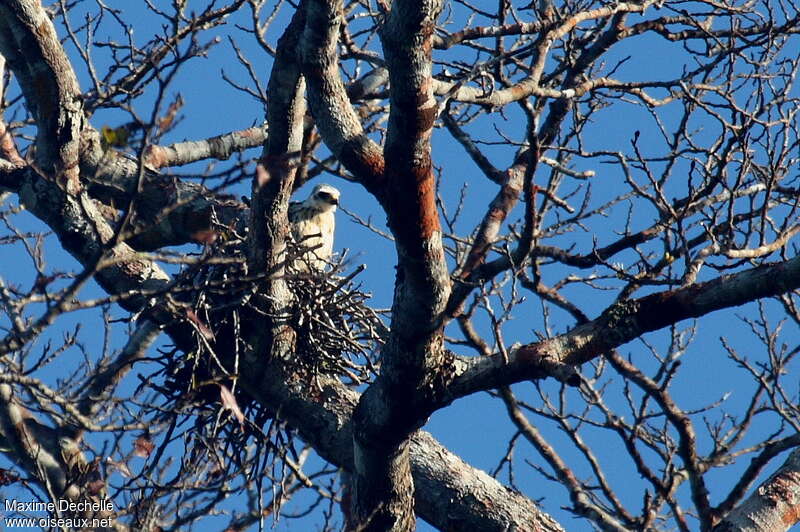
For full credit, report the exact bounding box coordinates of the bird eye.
[318,192,331,200]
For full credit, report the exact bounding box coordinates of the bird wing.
[287,198,335,269]
[288,201,305,223]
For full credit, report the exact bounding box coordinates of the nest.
[129,229,388,519]
[288,264,386,385]
[157,233,387,405]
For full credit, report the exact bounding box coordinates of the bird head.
[308,184,340,212]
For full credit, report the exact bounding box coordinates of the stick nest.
[158,235,387,404]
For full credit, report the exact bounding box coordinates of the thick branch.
[240,366,565,532]
[0,385,118,529]
[713,448,800,531]
[8,152,563,532]
[300,0,385,187]
[1,4,565,531]
[80,142,247,250]
[347,0,452,529]
[143,125,267,169]
[445,254,800,402]
[0,0,84,193]
[0,384,75,498]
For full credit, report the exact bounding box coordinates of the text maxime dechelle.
[3,498,115,529]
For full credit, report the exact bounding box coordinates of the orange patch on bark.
[350,146,385,187]
[416,100,437,132]
[783,504,800,526]
[415,167,440,239]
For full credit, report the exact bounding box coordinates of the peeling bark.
[714,450,800,532]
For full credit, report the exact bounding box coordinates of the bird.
[288,183,340,271]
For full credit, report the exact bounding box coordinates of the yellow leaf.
[101,125,131,148]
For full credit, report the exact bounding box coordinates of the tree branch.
[713,448,800,531]
[347,0,452,528]
[143,125,267,169]
[0,0,84,193]
[445,254,800,402]
[300,0,385,187]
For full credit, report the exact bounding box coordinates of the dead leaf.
[186,309,215,341]
[192,229,219,245]
[219,384,245,425]
[156,94,184,133]
[0,468,20,486]
[87,478,106,495]
[105,457,133,478]
[133,435,155,458]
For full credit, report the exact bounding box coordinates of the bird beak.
[331,198,339,206]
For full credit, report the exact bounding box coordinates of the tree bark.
[714,449,800,532]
